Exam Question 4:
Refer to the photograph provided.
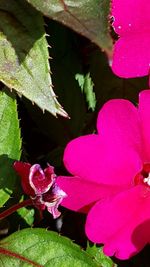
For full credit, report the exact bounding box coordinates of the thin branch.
[0,199,32,220]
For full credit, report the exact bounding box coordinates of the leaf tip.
[57,106,70,119]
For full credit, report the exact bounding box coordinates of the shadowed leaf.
[27,0,113,52]
[0,0,68,117]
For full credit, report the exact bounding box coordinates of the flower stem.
[0,199,32,220]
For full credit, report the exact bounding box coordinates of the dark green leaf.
[27,0,113,52]
[0,228,100,266]
[0,0,67,117]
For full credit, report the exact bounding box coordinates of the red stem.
[0,199,32,220]
[0,247,42,267]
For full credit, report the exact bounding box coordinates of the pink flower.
[57,90,150,259]
[111,0,150,79]
[13,162,66,219]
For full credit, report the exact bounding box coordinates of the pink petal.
[13,161,34,196]
[64,100,142,186]
[112,0,150,35]
[138,90,150,161]
[97,99,141,152]
[112,34,150,78]
[29,164,54,195]
[86,185,150,259]
[57,176,125,212]
[111,0,150,78]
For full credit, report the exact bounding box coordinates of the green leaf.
[0,228,100,266]
[27,0,113,52]
[75,73,96,111]
[86,243,117,267]
[23,21,87,149]
[0,0,67,117]
[17,207,35,226]
[0,87,21,207]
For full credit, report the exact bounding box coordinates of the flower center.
[143,174,150,186]
[134,163,150,186]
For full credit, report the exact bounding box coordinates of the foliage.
[0,0,67,116]
[0,228,101,266]
[0,87,21,207]
[86,243,117,267]
[27,0,113,52]
[75,73,96,111]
